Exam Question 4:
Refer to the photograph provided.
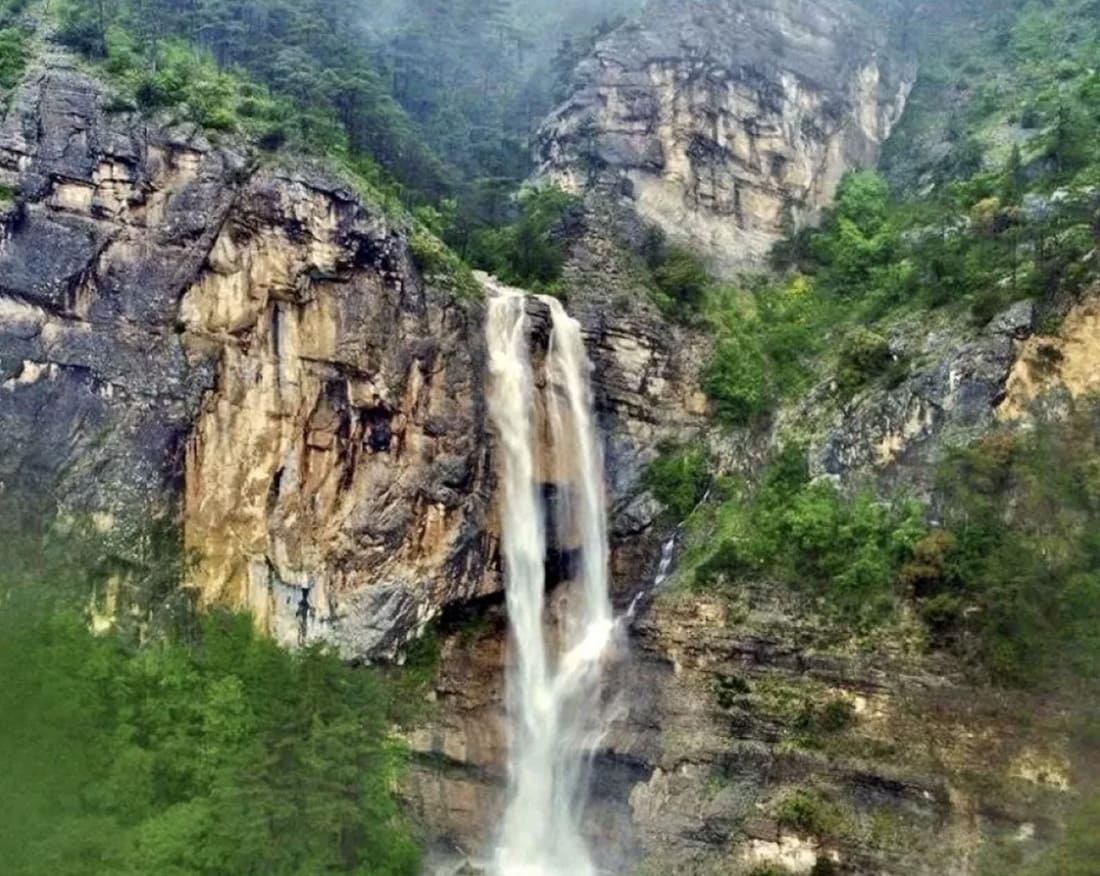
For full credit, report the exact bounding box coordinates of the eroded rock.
[536,0,916,273]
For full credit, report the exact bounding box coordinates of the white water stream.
[486,285,614,876]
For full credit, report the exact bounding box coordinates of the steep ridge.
[536,0,916,273]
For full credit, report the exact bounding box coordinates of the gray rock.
[535,0,917,274]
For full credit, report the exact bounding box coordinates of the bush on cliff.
[643,444,710,521]
[689,445,925,621]
[466,186,582,292]
[0,25,27,90]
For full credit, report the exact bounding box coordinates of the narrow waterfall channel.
[486,284,615,876]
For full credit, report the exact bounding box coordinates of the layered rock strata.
[536,0,916,272]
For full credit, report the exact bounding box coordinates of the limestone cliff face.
[0,64,495,657]
[536,0,915,273]
[180,178,495,658]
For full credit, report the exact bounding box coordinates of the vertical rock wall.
[536,0,915,273]
[0,66,497,658]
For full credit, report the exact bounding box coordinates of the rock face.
[0,63,495,657]
[536,0,915,273]
[799,300,1036,492]
[408,579,1079,876]
[1,37,1092,876]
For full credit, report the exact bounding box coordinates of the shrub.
[817,698,857,733]
[836,328,895,394]
[651,244,711,320]
[694,540,753,588]
[702,333,773,426]
[691,445,924,621]
[643,445,710,521]
[898,530,959,598]
[776,789,844,838]
[468,186,581,291]
[0,25,27,90]
[930,408,1100,685]
[410,227,480,299]
[1019,104,1042,129]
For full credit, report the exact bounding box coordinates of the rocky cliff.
[536,0,915,273]
[2,18,1095,876]
[0,61,497,658]
[402,284,1090,876]
[0,56,711,659]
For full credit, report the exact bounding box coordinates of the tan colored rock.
[180,179,497,658]
[536,0,915,274]
[1000,290,1100,419]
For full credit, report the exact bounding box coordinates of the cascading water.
[486,283,615,876]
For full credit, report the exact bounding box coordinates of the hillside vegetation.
[0,521,435,876]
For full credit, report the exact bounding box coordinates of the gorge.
[1,1,1099,875]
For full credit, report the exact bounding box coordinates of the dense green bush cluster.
[0,24,28,90]
[919,407,1100,685]
[701,274,820,426]
[775,789,845,838]
[642,444,710,521]
[637,228,714,321]
[835,328,902,395]
[465,186,582,292]
[686,399,1100,688]
[691,445,924,622]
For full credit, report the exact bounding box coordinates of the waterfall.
[485,284,614,876]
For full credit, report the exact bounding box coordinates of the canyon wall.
[536,0,915,273]
[0,63,495,657]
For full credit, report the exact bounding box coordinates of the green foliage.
[643,444,710,521]
[797,697,857,736]
[1015,791,1100,876]
[924,405,1100,685]
[836,328,899,395]
[691,445,924,621]
[639,229,713,321]
[813,171,898,296]
[55,0,451,204]
[702,275,820,426]
[689,399,1100,687]
[467,186,581,291]
[0,25,27,90]
[410,225,481,299]
[702,330,773,426]
[775,789,845,838]
[0,521,427,876]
